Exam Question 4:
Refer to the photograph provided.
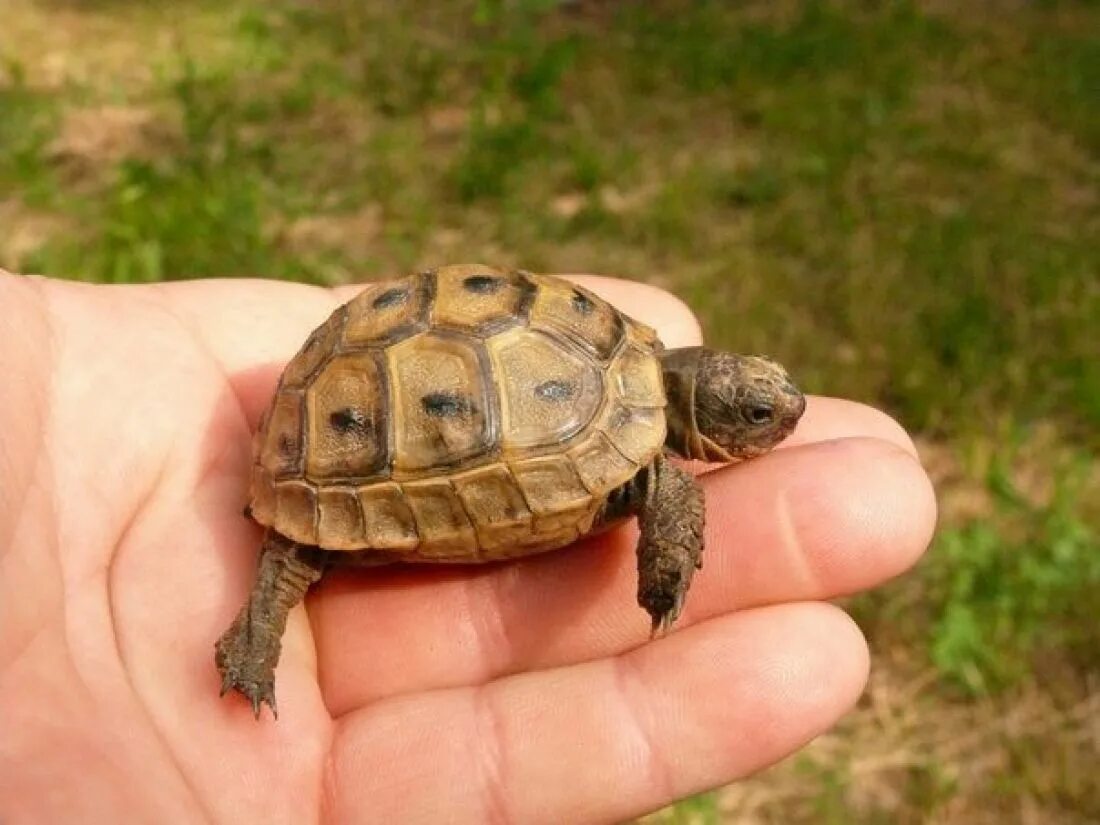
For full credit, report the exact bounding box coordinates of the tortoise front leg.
[636,455,705,635]
[215,530,324,719]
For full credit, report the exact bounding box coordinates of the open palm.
[0,271,935,823]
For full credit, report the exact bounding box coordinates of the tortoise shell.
[249,264,667,560]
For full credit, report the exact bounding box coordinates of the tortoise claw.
[248,685,278,720]
[647,590,685,639]
[214,628,279,720]
[218,668,277,720]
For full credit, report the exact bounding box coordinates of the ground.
[1,0,1097,820]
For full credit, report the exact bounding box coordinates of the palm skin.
[0,271,935,824]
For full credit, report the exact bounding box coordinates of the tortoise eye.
[745,404,774,425]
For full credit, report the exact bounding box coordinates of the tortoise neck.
[659,347,707,461]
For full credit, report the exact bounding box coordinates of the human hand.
[0,271,935,823]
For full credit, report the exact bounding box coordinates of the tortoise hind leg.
[215,530,324,719]
[636,455,705,636]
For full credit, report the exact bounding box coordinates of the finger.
[312,436,933,713]
[324,602,868,824]
[153,274,702,428]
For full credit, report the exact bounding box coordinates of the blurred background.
[1,0,1097,820]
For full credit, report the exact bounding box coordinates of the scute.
[603,405,666,464]
[403,479,477,557]
[317,487,363,548]
[386,331,495,474]
[259,391,305,479]
[432,264,533,336]
[343,276,429,347]
[281,309,345,389]
[510,455,593,541]
[305,351,388,481]
[568,431,638,494]
[359,484,419,549]
[249,465,278,525]
[528,274,624,361]
[274,480,317,544]
[452,464,535,554]
[487,327,603,451]
[609,343,666,409]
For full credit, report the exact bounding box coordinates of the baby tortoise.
[216,264,805,717]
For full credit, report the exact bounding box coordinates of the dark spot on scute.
[534,379,575,402]
[463,275,505,294]
[571,289,595,315]
[278,434,298,456]
[329,407,371,435]
[421,391,476,418]
[372,287,409,310]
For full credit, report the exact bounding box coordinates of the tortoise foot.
[636,456,705,638]
[215,619,279,720]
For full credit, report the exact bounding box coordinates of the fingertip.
[696,436,937,609]
[889,445,939,576]
[776,604,870,739]
[730,601,868,702]
[797,438,937,593]
[834,438,937,579]
[630,602,870,789]
[806,603,870,696]
[711,603,869,766]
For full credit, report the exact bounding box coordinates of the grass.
[1,0,1097,820]
[928,453,1099,695]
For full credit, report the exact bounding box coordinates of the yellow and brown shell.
[249,264,667,560]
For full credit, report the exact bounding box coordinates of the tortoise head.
[661,347,805,462]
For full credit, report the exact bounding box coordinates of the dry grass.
[710,665,1100,824]
[0,198,71,270]
[0,0,245,93]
